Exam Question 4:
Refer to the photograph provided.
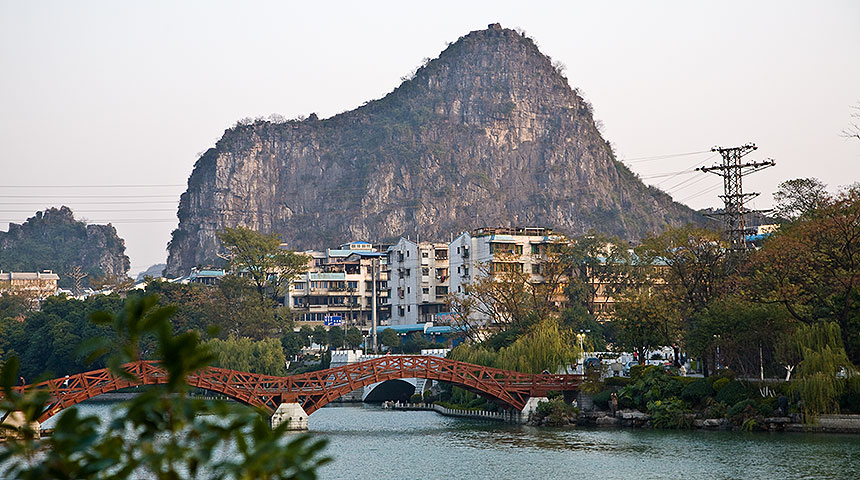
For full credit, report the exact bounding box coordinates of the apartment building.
[287,242,389,327]
[449,227,562,323]
[387,238,450,325]
[0,270,59,299]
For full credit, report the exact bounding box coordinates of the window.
[407,305,411,312]
[463,267,469,276]
[348,281,358,289]
[404,268,411,277]
[422,287,429,295]
[531,244,540,255]
[422,267,429,276]
[399,306,405,316]
[407,287,411,294]
[422,251,429,258]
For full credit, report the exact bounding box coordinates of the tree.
[345,327,362,349]
[612,291,681,365]
[448,317,580,374]
[281,331,305,360]
[564,232,636,318]
[206,335,287,376]
[773,178,829,221]
[0,295,328,478]
[327,326,344,349]
[298,326,314,346]
[636,226,729,373]
[686,297,793,379]
[65,265,88,296]
[787,322,855,418]
[843,101,860,142]
[748,187,860,363]
[312,326,328,351]
[378,328,401,352]
[217,226,309,306]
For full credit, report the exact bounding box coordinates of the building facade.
[449,227,562,323]
[287,242,390,327]
[0,271,59,299]
[387,238,450,325]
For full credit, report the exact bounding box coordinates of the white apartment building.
[449,227,560,323]
[287,242,389,327]
[387,238,450,325]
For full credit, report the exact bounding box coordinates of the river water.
[34,402,860,479]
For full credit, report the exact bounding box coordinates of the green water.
[33,402,860,479]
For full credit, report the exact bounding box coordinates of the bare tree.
[843,102,860,141]
[66,265,88,296]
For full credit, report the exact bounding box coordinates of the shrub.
[619,366,685,410]
[712,377,730,392]
[629,364,647,381]
[703,398,727,419]
[410,393,423,403]
[605,377,631,387]
[840,376,860,413]
[681,378,715,405]
[727,399,770,428]
[715,381,749,406]
[466,397,487,409]
[422,390,436,403]
[647,397,692,429]
[535,397,576,426]
[592,389,612,409]
[713,368,737,381]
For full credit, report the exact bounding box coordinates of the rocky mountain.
[166,23,704,276]
[0,206,130,288]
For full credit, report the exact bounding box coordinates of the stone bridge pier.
[270,403,308,430]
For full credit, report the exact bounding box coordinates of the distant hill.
[0,206,130,288]
[135,263,167,282]
[166,23,705,275]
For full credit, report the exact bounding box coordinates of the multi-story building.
[287,242,389,327]
[0,270,59,299]
[387,238,450,325]
[449,227,562,323]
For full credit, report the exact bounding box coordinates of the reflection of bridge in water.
[10,355,582,430]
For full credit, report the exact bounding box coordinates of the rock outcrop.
[0,206,130,288]
[166,24,703,275]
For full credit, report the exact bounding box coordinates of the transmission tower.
[696,143,775,251]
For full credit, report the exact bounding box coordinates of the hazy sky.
[1,1,859,276]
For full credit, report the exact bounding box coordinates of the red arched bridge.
[12,355,582,423]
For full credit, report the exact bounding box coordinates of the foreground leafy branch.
[0,295,329,479]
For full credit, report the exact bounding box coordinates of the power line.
[0,184,185,188]
[0,194,178,199]
[0,201,178,205]
[621,150,711,164]
[0,209,176,213]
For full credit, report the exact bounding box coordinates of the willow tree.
[787,322,856,419]
[448,318,580,374]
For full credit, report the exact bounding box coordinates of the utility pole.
[696,143,775,252]
[371,257,378,353]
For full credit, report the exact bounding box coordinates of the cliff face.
[166,24,703,275]
[0,206,131,287]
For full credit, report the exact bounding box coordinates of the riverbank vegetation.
[446,178,860,423]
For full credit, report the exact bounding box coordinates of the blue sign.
[324,315,343,326]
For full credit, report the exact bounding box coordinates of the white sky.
[1,1,858,276]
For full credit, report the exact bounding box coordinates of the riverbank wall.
[382,401,518,422]
[576,410,860,434]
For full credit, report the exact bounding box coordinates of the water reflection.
[24,402,860,480]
